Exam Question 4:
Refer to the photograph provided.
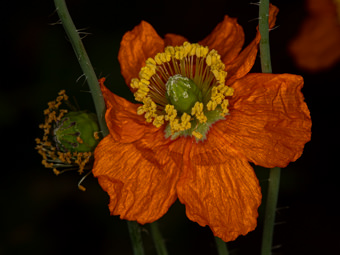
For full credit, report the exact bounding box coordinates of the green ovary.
[166,74,203,114]
[54,111,99,152]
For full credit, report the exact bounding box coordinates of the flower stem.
[127,221,145,255]
[259,1,281,254]
[150,222,168,255]
[261,167,281,255]
[53,1,145,255]
[53,0,108,135]
[214,236,230,255]
[259,0,272,74]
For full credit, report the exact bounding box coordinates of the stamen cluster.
[130,42,234,140]
[35,90,99,191]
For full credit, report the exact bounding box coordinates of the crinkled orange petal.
[99,78,159,143]
[289,0,340,71]
[225,4,279,85]
[93,130,181,224]
[268,3,279,28]
[199,16,245,66]
[225,35,260,86]
[118,21,165,87]
[219,73,311,168]
[164,33,188,46]
[176,138,261,242]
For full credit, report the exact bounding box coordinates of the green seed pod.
[54,111,100,152]
[166,74,202,114]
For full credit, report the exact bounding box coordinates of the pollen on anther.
[192,131,203,140]
[77,136,84,144]
[180,113,191,130]
[130,41,234,140]
[153,115,165,128]
[94,131,100,140]
[78,185,86,192]
[165,104,177,121]
[53,168,61,175]
[191,102,207,123]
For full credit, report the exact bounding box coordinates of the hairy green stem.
[214,236,230,255]
[127,221,145,255]
[259,0,272,74]
[53,1,145,254]
[150,222,168,255]
[259,1,281,255]
[261,167,281,255]
[54,0,108,135]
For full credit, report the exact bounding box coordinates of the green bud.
[166,74,202,114]
[54,111,100,152]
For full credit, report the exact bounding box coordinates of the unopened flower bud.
[166,74,202,114]
[54,111,100,152]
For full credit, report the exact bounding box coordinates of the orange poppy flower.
[289,0,340,72]
[93,4,311,242]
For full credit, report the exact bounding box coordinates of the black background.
[2,0,339,254]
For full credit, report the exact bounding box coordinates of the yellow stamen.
[130,42,233,140]
[139,65,156,80]
[53,168,61,175]
[42,159,53,168]
[153,115,165,128]
[221,99,230,115]
[165,104,177,121]
[191,102,207,123]
[94,131,100,140]
[137,97,158,122]
[192,131,203,140]
[78,185,86,192]
[180,113,191,131]
[207,85,234,114]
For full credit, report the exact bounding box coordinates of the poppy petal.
[118,21,165,88]
[225,34,260,85]
[99,78,159,143]
[177,140,261,242]
[222,73,311,168]
[164,33,188,46]
[199,16,245,66]
[225,4,279,85]
[93,132,180,224]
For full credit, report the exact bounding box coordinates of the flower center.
[131,42,233,141]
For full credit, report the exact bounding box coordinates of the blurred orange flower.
[289,0,340,72]
[93,5,311,242]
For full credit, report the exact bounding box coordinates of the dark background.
[2,0,339,254]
